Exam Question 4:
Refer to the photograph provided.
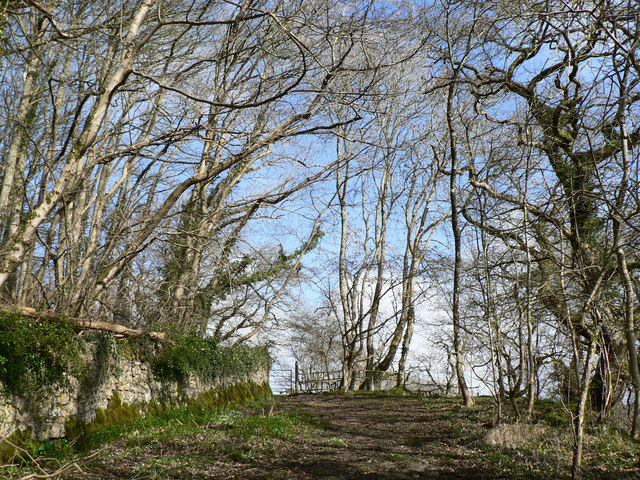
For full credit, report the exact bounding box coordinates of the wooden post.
[294,361,299,394]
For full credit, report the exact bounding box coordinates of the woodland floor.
[64,392,639,480]
[86,393,501,480]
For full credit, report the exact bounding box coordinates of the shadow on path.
[257,394,512,480]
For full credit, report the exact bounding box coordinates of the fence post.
[294,361,299,394]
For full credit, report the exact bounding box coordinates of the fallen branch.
[1,305,165,340]
[0,435,103,480]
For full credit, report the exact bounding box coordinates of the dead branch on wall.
[0,305,165,340]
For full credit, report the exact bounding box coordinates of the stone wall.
[0,335,269,441]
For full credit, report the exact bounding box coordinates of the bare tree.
[448,0,640,475]
[0,0,406,341]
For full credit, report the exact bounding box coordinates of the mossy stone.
[0,427,33,463]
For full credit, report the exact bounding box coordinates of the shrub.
[0,311,81,395]
[150,334,270,383]
[150,334,218,382]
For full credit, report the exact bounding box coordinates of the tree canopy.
[1,1,640,475]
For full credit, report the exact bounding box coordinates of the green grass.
[3,396,311,479]
[232,414,307,440]
[6,392,639,480]
[344,386,414,397]
[94,399,313,478]
[1,383,273,479]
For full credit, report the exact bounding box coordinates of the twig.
[19,461,81,480]
[0,436,102,480]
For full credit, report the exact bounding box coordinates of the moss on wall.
[0,314,271,453]
[64,390,140,447]
[65,381,271,450]
[0,428,33,464]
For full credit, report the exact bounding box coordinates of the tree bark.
[617,248,640,440]
[0,0,158,290]
[2,305,165,340]
[572,334,599,480]
[446,81,474,407]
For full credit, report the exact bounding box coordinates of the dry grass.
[485,423,550,448]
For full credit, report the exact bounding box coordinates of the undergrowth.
[420,395,640,480]
[4,388,638,480]
[0,382,273,479]
[0,312,271,395]
[65,382,272,451]
[0,311,81,395]
[142,334,271,383]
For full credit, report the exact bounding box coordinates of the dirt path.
[86,393,515,479]
[243,394,496,480]
[37,392,640,479]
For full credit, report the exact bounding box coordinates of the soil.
[258,395,496,480]
[259,393,498,480]
[84,393,511,480]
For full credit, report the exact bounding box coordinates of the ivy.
[0,310,268,395]
[151,335,219,382]
[150,334,270,383]
[0,312,81,395]
[214,344,271,378]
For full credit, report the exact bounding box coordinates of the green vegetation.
[149,334,219,382]
[64,389,141,450]
[95,395,307,476]
[1,381,272,479]
[0,428,75,468]
[232,412,305,440]
[347,386,414,397]
[0,311,272,476]
[150,334,270,383]
[4,393,639,479]
[0,311,271,396]
[419,396,640,480]
[112,398,308,477]
[0,428,33,464]
[0,311,270,396]
[64,383,272,451]
[0,311,81,395]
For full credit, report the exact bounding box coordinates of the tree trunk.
[572,334,599,480]
[2,305,165,340]
[446,81,474,407]
[396,303,415,388]
[0,0,158,290]
[618,248,640,439]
